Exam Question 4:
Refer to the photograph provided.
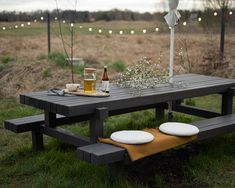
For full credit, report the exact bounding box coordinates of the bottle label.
[102,81,109,92]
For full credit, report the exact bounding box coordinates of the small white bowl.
[66,83,80,92]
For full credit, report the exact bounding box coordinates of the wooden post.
[155,106,165,121]
[32,130,44,151]
[222,92,233,115]
[47,12,51,55]
[89,107,108,143]
[220,7,226,56]
[45,111,56,128]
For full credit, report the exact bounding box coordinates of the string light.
[4,11,232,35]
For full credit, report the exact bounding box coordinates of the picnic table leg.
[155,106,165,121]
[32,130,44,151]
[89,107,109,143]
[31,110,56,151]
[222,92,233,115]
[45,111,57,128]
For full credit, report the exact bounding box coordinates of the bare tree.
[55,0,78,83]
[205,0,235,56]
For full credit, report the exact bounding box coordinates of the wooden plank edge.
[172,104,221,118]
[77,143,126,165]
[39,125,90,147]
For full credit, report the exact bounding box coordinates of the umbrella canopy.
[164,0,181,83]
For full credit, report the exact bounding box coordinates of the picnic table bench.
[5,74,235,164]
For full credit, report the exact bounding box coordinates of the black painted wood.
[12,74,235,155]
[155,105,165,121]
[172,104,221,118]
[45,111,56,128]
[39,125,90,147]
[20,74,235,117]
[77,114,235,165]
[32,130,44,151]
[90,108,109,143]
[77,143,125,165]
[4,114,93,133]
[5,114,45,133]
[222,91,233,115]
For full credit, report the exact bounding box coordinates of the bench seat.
[77,114,235,165]
[4,114,65,133]
[5,114,46,133]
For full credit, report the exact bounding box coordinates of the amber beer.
[84,68,96,93]
[84,79,96,92]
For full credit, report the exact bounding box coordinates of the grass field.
[0,96,235,187]
[0,21,235,187]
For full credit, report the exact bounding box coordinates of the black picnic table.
[16,74,235,152]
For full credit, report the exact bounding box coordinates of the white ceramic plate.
[110,130,154,144]
[159,122,199,136]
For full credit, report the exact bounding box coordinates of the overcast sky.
[0,0,203,12]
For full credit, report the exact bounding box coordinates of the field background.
[0,20,235,187]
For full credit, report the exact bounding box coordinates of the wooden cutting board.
[64,89,110,97]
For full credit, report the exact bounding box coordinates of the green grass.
[42,68,52,79]
[0,55,15,64]
[111,60,127,73]
[48,52,67,67]
[0,95,235,187]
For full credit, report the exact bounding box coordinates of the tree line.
[0,9,233,23]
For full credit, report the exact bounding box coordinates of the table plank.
[21,74,235,116]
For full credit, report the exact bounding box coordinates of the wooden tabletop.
[20,74,235,117]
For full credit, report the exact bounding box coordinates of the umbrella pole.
[169,27,175,84]
[168,27,175,121]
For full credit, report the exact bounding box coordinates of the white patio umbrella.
[164,0,181,83]
[164,0,181,120]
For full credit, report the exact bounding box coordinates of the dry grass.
[0,21,235,97]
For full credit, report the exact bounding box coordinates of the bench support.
[222,91,233,115]
[32,130,44,151]
[45,111,56,128]
[89,107,109,143]
[155,106,165,121]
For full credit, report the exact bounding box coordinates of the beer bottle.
[101,66,109,93]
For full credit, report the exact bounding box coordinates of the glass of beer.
[84,68,96,93]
